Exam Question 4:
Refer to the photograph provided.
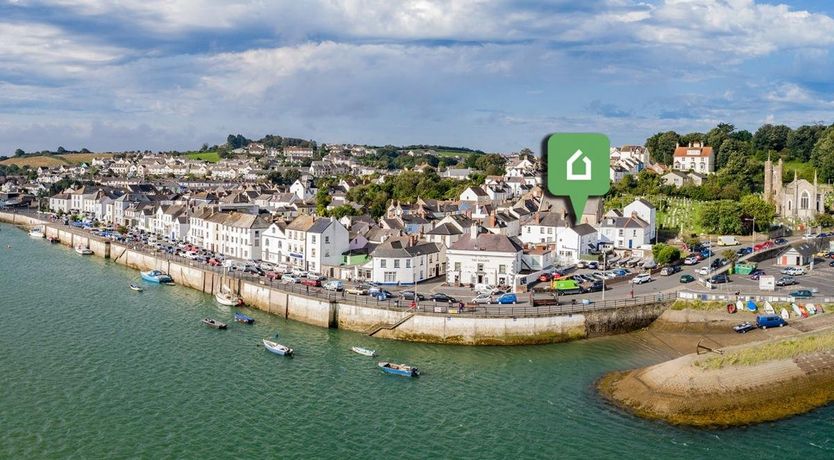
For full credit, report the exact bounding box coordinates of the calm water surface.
[1,223,833,459]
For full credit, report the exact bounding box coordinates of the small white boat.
[780,308,790,321]
[351,346,377,357]
[763,301,775,315]
[263,339,293,357]
[75,245,93,255]
[129,283,143,292]
[28,226,45,239]
[215,287,243,306]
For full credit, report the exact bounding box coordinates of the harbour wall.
[1,212,671,345]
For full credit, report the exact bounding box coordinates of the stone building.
[763,156,830,222]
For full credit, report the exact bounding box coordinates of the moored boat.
[378,361,419,377]
[47,236,59,244]
[215,288,243,306]
[28,226,45,239]
[141,270,173,284]
[234,312,254,324]
[129,283,143,292]
[263,339,293,356]
[351,346,377,357]
[746,300,757,312]
[75,245,93,255]
[202,318,227,329]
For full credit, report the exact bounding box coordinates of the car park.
[757,314,787,329]
[776,275,797,286]
[631,273,652,284]
[790,289,813,298]
[496,293,518,304]
[679,274,695,283]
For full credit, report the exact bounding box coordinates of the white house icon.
[567,149,592,180]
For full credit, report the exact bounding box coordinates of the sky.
[1,0,834,155]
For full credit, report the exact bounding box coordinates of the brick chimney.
[470,223,479,240]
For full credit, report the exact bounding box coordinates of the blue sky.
[1,0,834,155]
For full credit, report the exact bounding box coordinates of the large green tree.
[645,131,680,165]
[787,124,825,162]
[811,126,834,183]
[753,124,791,153]
[739,195,775,232]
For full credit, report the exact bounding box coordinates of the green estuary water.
[1,222,833,459]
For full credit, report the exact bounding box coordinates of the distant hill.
[0,153,114,168]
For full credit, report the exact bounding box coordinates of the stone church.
[763,157,830,222]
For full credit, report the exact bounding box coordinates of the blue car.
[700,249,713,258]
[496,293,518,304]
[736,247,753,256]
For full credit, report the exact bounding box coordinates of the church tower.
[764,155,773,203]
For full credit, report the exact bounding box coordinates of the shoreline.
[598,309,834,427]
[0,212,673,345]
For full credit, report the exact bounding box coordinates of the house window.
[325,236,330,244]
[527,227,531,233]
[406,260,411,268]
[394,260,400,268]
[499,264,506,274]
[618,229,623,237]
[312,235,316,244]
[312,249,316,257]
[380,259,387,268]
[454,262,461,271]
[384,272,396,283]
[548,228,553,234]
[632,230,636,237]
[800,191,810,210]
[477,263,484,272]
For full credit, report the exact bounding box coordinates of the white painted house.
[623,198,656,242]
[370,237,445,285]
[446,226,524,289]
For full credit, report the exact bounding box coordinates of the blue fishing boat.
[141,270,173,284]
[234,312,254,324]
[378,361,419,377]
[746,299,758,312]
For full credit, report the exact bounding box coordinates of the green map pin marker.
[546,133,610,222]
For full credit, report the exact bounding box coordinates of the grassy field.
[0,153,114,168]
[697,329,834,370]
[782,160,816,183]
[185,151,220,163]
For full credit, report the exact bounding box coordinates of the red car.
[265,271,282,281]
[301,278,321,287]
[538,273,551,282]
[207,258,222,266]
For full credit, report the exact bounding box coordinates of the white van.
[717,236,739,246]
[323,280,343,291]
[474,283,495,294]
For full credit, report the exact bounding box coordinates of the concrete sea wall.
[1,212,672,345]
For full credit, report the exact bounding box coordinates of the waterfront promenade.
[1,210,677,344]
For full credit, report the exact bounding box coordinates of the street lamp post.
[602,251,607,302]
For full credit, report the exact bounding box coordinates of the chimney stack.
[470,223,479,240]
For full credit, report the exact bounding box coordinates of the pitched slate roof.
[449,233,524,253]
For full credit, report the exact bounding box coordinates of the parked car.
[281,274,300,284]
[471,294,493,304]
[697,266,712,276]
[708,273,730,284]
[679,274,695,283]
[307,273,325,281]
[756,314,787,329]
[776,275,797,286]
[631,273,652,284]
[733,322,757,334]
[474,283,495,294]
[369,288,394,300]
[736,246,753,257]
[538,273,551,282]
[291,268,308,278]
[400,290,425,301]
[683,256,699,265]
[749,269,766,280]
[660,265,681,276]
[586,261,599,270]
[774,237,788,245]
[582,281,604,293]
[790,289,813,298]
[781,266,805,276]
[802,233,817,240]
[700,249,713,258]
[301,278,321,287]
[718,236,739,246]
[829,260,834,267]
[430,293,456,303]
[345,285,369,295]
[496,293,518,304]
[323,280,344,291]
